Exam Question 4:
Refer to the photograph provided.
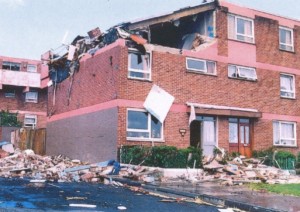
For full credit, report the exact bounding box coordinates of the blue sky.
[0,0,299,60]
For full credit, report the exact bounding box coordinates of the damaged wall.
[46,107,118,163]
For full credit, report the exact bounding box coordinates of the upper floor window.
[280,74,295,99]
[186,58,216,75]
[24,114,37,129]
[128,50,151,80]
[228,65,257,81]
[4,89,15,98]
[228,14,254,43]
[273,121,296,147]
[27,64,37,73]
[2,61,21,71]
[279,26,294,52]
[127,109,163,141]
[25,91,38,103]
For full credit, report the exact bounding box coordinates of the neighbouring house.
[45,0,300,162]
[0,56,48,141]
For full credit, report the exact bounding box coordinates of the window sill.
[228,76,257,82]
[228,38,255,46]
[126,137,165,142]
[273,145,297,148]
[127,76,152,82]
[280,96,296,100]
[279,48,295,54]
[187,70,217,77]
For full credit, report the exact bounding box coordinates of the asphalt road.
[0,178,220,211]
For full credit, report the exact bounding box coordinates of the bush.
[120,145,202,168]
[0,110,22,127]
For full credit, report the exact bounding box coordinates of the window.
[4,89,15,98]
[25,91,38,103]
[2,61,21,71]
[127,109,163,141]
[186,58,216,75]
[27,64,37,72]
[128,50,151,80]
[280,74,295,99]
[279,27,294,51]
[228,65,257,81]
[24,114,37,128]
[273,121,296,147]
[228,14,254,43]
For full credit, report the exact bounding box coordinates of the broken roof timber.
[128,1,218,30]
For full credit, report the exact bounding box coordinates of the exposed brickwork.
[216,7,229,57]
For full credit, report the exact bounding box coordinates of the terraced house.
[0,56,48,141]
[46,0,300,162]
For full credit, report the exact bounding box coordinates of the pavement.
[115,177,300,212]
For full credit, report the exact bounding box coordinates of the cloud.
[0,0,25,8]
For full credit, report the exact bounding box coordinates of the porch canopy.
[187,102,262,124]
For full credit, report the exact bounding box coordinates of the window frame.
[24,114,37,129]
[126,108,163,142]
[280,73,295,99]
[128,49,152,81]
[273,120,297,147]
[228,64,257,81]
[186,57,217,75]
[279,26,294,52]
[2,61,21,71]
[4,89,16,98]
[25,91,38,103]
[228,14,255,43]
[27,64,37,73]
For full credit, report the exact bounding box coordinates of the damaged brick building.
[46,0,300,162]
[0,56,48,140]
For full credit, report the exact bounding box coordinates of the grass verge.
[248,183,300,196]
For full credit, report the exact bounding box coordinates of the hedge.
[120,145,202,168]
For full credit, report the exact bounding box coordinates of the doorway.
[229,118,252,157]
[190,116,216,156]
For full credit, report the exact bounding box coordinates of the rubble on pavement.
[0,146,299,186]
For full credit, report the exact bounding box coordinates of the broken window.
[128,50,151,80]
[25,91,38,103]
[186,57,216,75]
[126,109,162,140]
[27,64,37,73]
[2,61,21,71]
[273,121,296,147]
[228,65,257,81]
[24,114,37,129]
[228,14,254,43]
[280,74,295,99]
[148,11,215,49]
[279,26,294,52]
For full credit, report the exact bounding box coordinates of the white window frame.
[273,121,297,147]
[280,73,295,99]
[25,91,38,103]
[128,49,151,81]
[228,64,257,81]
[24,114,37,129]
[228,14,255,43]
[2,61,21,71]
[186,57,216,75]
[126,108,163,142]
[27,64,37,73]
[279,26,294,52]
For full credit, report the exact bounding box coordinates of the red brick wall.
[48,46,124,115]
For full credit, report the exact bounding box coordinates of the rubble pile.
[0,147,299,186]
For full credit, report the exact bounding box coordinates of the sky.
[0,0,299,60]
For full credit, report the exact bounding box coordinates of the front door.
[190,116,216,156]
[229,118,252,157]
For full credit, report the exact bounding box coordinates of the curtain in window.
[229,122,238,143]
[202,121,215,144]
[228,15,235,39]
[281,123,294,139]
[273,122,280,144]
[280,75,293,92]
[206,61,215,74]
[244,19,252,42]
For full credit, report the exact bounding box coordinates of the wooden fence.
[11,128,46,155]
